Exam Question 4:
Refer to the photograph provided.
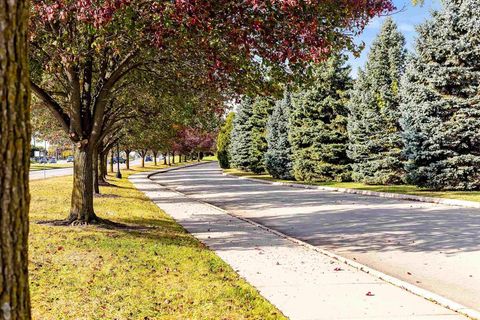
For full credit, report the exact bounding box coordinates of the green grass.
[29,162,285,320]
[30,163,73,171]
[224,168,480,203]
[202,154,218,161]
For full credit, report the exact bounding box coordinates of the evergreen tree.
[400,0,480,190]
[216,112,235,168]
[249,97,274,173]
[265,90,294,179]
[347,18,406,184]
[290,54,352,182]
[230,97,254,170]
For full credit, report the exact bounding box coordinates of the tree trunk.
[125,149,130,169]
[141,155,145,168]
[172,151,175,164]
[92,147,100,194]
[69,145,97,223]
[99,150,108,184]
[184,154,187,162]
[178,154,182,163]
[0,1,32,317]
[163,153,167,165]
[109,150,114,173]
[197,151,201,162]
[167,151,171,166]
[153,151,158,166]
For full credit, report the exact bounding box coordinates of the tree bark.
[184,154,187,162]
[172,151,175,164]
[92,147,100,194]
[69,145,97,223]
[125,149,130,169]
[197,151,201,162]
[99,150,108,183]
[109,150,114,173]
[0,0,32,317]
[153,151,158,166]
[163,153,167,165]
[141,155,145,168]
[167,151,171,166]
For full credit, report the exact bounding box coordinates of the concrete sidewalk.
[130,168,466,320]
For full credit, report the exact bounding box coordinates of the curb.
[147,163,479,320]
[223,172,480,210]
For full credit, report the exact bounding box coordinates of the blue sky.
[348,0,440,77]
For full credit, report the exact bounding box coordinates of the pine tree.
[290,54,352,182]
[265,90,294,179]
[347,18,406,184]
[230,97,254,170]
[400,0,480,190]
[248,97,274,173]
[217,112,235,168]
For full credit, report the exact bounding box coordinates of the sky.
[348,0,441,77]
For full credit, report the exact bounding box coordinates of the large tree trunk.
[172,151,175,164]
[141,155,145,168]
[153,151,158,166]
[125,149,130,169]
[0,0,32,317]
[184,154,187,162]
[163,153,167,165]
[92,147,100,194]
[167,151,171,166]
[69,145,97,223]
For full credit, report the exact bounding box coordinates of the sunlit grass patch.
[29,162,284,319]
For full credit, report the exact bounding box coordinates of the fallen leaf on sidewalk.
[334,267,343,271]
[366,291,374,297]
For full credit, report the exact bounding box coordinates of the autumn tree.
[0,0,31,318]
[28,0,395,224]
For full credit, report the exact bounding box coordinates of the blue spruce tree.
[265,90,294,180]
[400,0,480,190]
[347,18,406,184]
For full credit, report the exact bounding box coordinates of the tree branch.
[30,80,71,134]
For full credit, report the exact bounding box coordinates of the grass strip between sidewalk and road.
[29,162,285,319]
[30,163,73,171]
[224,168,480,203]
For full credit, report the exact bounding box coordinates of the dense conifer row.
[224,2,480,190]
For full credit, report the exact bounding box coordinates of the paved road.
[151,162,480,312]
[29,159,145,180]
[139,168,465,320]
[29,167,73,180]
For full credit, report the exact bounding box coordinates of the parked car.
[38,157,48,164]
[66,156,74,163]
[145,155,153,162]
[49,157,57,164]
[113,157,126,164]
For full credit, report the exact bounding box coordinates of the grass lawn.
[30,163,73,171]
[29,162,285,319]
[224,168,480,203]
[202,155,218,161]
